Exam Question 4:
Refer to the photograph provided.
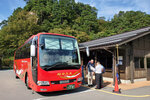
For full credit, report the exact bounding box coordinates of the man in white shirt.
[91,61,104,89]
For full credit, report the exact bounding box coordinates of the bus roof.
[24,33,75,44]
[37,33,75,38]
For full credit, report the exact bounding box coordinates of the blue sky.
[0,0,150,23]
[80,0,150,20]
[0,0,26,23]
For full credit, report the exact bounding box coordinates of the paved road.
[0,70,150,100]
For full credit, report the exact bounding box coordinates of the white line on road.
[34,89,94,100]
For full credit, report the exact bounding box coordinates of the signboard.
[118,56,123,65]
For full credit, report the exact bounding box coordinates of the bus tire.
[15,69,19,79]
[16,75,19,79]
[25,74,31,89]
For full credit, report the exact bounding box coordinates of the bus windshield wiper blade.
[43,62,68,70]
[42,63,81,70]
[42,65,51,70]
[68,64,81,68]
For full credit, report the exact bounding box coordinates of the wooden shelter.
[79,27,150,84]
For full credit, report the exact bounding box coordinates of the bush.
[2,57,14,69]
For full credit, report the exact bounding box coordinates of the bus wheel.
[15,69,19,79]
[26,75,31,89]
[16,75,19,79]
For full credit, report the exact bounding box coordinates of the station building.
[79,27,150,83]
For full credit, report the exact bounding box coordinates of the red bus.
[14,33,82,92]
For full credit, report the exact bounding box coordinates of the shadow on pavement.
[103,81,111,88]
[0,69,13,71]
[84,78,111,88]
[37,86,90,96]
[37,81,112,97]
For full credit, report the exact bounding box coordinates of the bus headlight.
[37,81,50,86]
[77,77,83,82]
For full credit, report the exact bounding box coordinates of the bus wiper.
[43,62,68,70]
[42,63,81,70]
[42,65,51,70]
[65,63,81,68]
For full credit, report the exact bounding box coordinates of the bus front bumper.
[36,82,82,92]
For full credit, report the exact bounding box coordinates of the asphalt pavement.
[0,70,150,100]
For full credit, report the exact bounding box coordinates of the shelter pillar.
[112,49,116,85]
[94,50,97,63]
[129,43,134,83]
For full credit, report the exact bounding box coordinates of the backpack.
[102,66,105,74]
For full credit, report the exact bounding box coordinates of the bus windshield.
[39,34,81,70]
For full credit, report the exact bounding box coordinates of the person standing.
[116,64,121,84]
[87,59,95,87]
[94,61,104,89]
[81,65,85,84]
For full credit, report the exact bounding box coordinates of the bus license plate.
[60,80,69,84]
[67,84,75,90]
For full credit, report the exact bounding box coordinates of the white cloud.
[89,0,96,7]
[75,0,79,3]
[0,15,5,29]
[98,6,132,20]
[75,0,96,7]
[96,0,150,20]
[75,0,150,20]
[131,0,150,13]
[96,0,134,19]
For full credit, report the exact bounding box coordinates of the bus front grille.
[51,79,76,84]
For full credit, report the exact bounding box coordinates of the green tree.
[49,27,89,42]
[24,0,98,33]
[72,3,98,34]
[108,11,150,34]
[97,11,150,38]
[0,9,40,57]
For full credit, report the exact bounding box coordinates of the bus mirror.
[34,40,37,45]
[86,46,90,57]
[31,45,36,57]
